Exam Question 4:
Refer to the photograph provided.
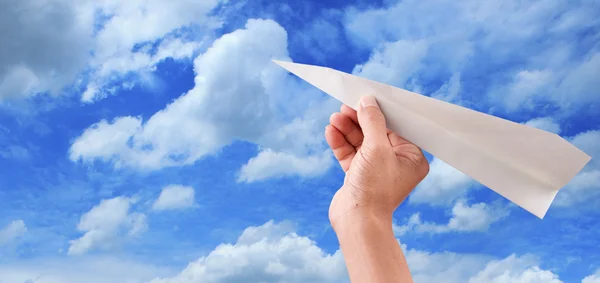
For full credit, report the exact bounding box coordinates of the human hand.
[325,96,429,230]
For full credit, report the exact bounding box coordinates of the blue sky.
[0,0,599,282]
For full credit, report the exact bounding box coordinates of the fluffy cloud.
[583,270,600,283]
[395,201,508,235]
[0,0,93,99]
[0,256,173,283]
[1,220,576,283]
[401,245,565,283]
[0,220,27,246]
[238,149,333,182]
[410,158,476,206]
[344,0,600,113]
[555,130,600,207]
[467,254,563,283]
[82,0,223,102]
[0,0,222,101]
[68,196,147,255]
[149,220,347,283]
[352,39,428,88]
[152,185,196,211]
[524,117,562,134]
[70,19,336,181]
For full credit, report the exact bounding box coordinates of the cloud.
[0,0,93,99]
[555,130,600,207]
[0,220,27,246]
[0,220,573,283]
[524,117,561,134]
[352,39,428,88]
[152,185,196,211]
[69,116,142,167]
[344,0,600,113]
[148,220,347,283]
[82,0,224,102]
[68,196,147,255]
[238,149,332,182]
[395,201,509,235]
[0,0,222,102]
[70,19,337,181]
[467,254,563,283]
[410,158,476,206]
[404,246,564,283]
[0,256,173,283]
[583,270,600,283]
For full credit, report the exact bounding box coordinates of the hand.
[325,96,429,229]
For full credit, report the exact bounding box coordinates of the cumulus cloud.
[152,185,196,211]
[405,248,564,283]
[148,220,347,283]
[0,256,173,283]
[524,117,562,134]
[68,196,147,255]
[70,19,337,181]
[395,201,509,235]
[410,158,476,206]
[0,220,574,283]
[555,129,600,207]
[467,254,563,283]
[238,149,333,182]
[0,0,93,99]
[583,270,600,283]
[344,0,600,113]
[0,0,222,101]
[0,220,27,246]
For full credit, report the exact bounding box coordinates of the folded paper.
[273,60,591,219]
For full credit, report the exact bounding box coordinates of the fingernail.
[360,96,379,109]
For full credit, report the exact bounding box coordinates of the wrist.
[330,205,393,235]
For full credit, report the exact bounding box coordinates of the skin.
[325,96,430,283]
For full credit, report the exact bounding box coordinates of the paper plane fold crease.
[273,60,592,219]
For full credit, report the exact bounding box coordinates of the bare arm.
[334,209,412,283]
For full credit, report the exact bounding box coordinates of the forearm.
[333,209,413,283]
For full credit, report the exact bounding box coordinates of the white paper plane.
[273,60,591,219]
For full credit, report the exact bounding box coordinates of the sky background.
[0,0,599,282]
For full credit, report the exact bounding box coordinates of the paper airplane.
[273,60,591,218]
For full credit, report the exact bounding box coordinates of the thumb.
[357,96,388,147]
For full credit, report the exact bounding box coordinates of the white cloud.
[501,70,554,111]
[524,117,561,134]
[152,185,196,211]
[71,19,337,181]
[468,254,563,283]
[352,39,428,87]
[404,246,564,283]
[555,130,600,207]
[0,0,222,101]
[395,201,508,235]
[0,0,93,99]
[68,196,147,255]
[0,256,173,283]
[344,0,600,113]
[80,0,225,102]
[404,247,492,283]
[148,220,347,283]
[1,220,572,283]
[69,116,142,167]
[238,149,333,182]
[410,158,476,206]
[0,220,27,246]
[431,72,462,103]
[583,270,600,283]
